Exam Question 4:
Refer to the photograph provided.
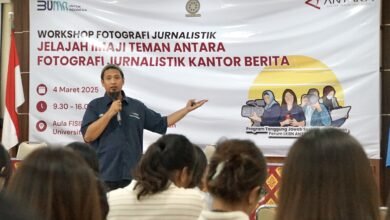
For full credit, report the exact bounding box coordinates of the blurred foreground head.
[277,128,379,220]
[7,147,102,220]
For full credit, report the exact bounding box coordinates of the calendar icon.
[36,84,47,96]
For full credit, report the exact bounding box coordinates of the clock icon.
[186,0,200,14]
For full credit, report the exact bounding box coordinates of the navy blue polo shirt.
[81,92,167,182]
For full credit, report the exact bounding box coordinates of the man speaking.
[81,64,207,190]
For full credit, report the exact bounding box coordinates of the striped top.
[107,180,204,220]
[197,210,249,220]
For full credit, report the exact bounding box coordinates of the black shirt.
[81,92,167,181]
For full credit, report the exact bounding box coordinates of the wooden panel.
[382,28,390,70]
[14,33,29,73]
[382,0,390,206]
[12,0,29,32]
[371,159,381,201]
[266,157,284,164]
[383,0,390,25]
[382,0,390,203]
[382,71,390,114]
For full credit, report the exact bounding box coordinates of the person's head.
[276,128,379,220]
[206,139,267,215]
[133,134,196,200]
[308,93,320,107]
[281,89,297,106]
[300,94,308,106]
[262,90,276,106]
[187,145,207,190]
[7,147,102,220]
[65,142,108,219]
[323,85,336,98]
[65,142,99,174]
[307,88,320,97]
[100,64,124,93]
[0,144,12,190]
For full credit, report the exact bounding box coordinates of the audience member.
[6,147,103,220]
[198,139,268,220]
[276,128,379,220]
[187,145,208,190]
[65,142,109,219]
[107,134,204,220]
[66,142,99,173]
[0,144,12,191]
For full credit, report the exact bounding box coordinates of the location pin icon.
[36,121,47,132]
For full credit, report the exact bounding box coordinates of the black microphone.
[109,91,122,125]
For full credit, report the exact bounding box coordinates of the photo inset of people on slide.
[241,86,351,127]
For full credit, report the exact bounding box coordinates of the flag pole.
[8,11,14,29]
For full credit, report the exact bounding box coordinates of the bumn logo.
[37,0,68,11]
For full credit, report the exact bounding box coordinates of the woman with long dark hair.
[107,134,204,220]
[279,89,305,127]
[276,128,379,220]
[7,147,103,220]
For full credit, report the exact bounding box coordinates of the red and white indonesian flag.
[2,32,25,150]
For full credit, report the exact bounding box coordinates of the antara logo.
[305,0,376,10]
[305,0,321,9]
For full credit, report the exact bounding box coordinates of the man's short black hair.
[100,64,124,80]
